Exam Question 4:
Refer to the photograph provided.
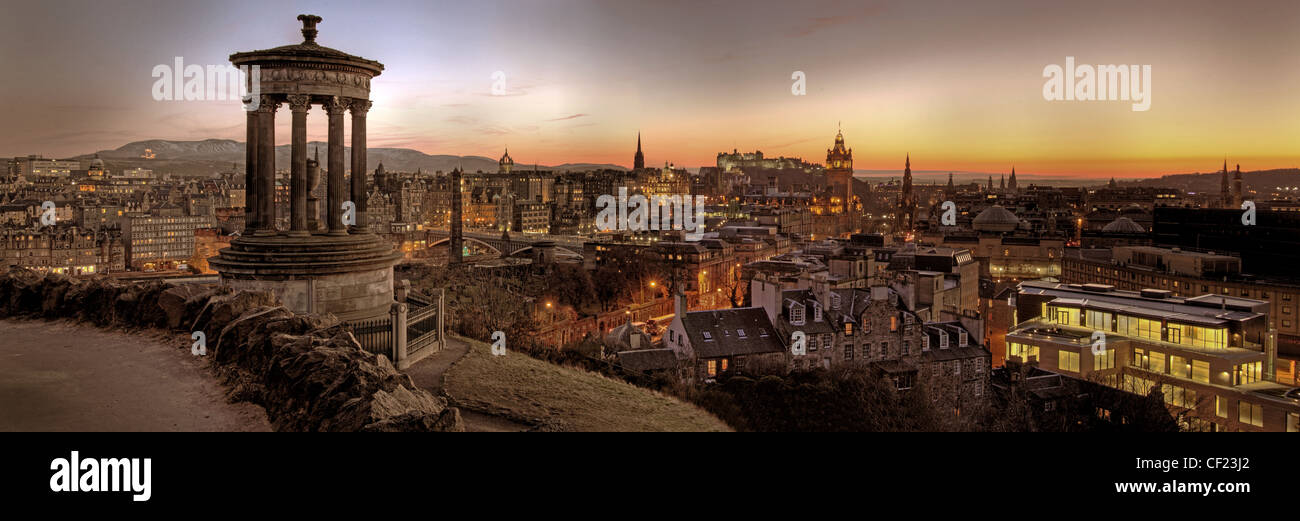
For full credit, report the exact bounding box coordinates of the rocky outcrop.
[0,268,461,432]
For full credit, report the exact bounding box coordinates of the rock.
[157,284,208,329]
[361,407,464,432]
[0,271,458,433]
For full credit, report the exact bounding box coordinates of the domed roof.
[972,205,1019,232]
[1102,216,1146,233]
[88,154,105,170]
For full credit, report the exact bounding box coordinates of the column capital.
[287,94,312,113]
[349,98,372,117]
[254,95,280,113]
[324,96,349,116]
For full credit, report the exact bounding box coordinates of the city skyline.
[5,0,1300,177]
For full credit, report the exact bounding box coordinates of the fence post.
[392,301,409,369]
[438,287,446,351]
[395,278,410,303]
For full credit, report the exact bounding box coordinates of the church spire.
[633,132,645,170]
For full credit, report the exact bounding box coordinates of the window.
[922,336,930,351]
[902,340,911,356]
[813,304,822,322]
[1058,350,1080,372]
[890,316,898,332]
[1238,401,1263,427]
[1215,396,1229,418]
[844,344,853,361]
[1162,385,1196,408]
[1093,349,1114,370]
[808,335,818,352]
[1192,360,1210,384]
[1149,351,1166,374]
[959,330,968,346]
[737,329,746,339]
[790,304,805,325]
[844,323,853,336]
[1236,362,1262,385]
[862,342,873,359]
[1170,356,1190,379]
[1051,306,1079,326]
[954,360,961,376]
[1086,310,1113,331]
[1008,342,1039,362]
[707,360,718,378]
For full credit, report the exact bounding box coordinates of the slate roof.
[680,307,785,359]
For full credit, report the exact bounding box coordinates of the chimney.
[752,276,782,325]
[812,272,831,309]
[674,290,688,322]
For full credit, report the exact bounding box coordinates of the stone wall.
[0,268,461,432]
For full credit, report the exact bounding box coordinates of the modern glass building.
[1006,280,1300,431]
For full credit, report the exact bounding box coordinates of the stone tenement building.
[0,226,123,275]
[752,273,991,420]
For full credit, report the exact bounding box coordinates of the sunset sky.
[4,0,1300,177]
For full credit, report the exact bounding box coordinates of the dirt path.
[0,319,270,432]
[404,337,532,432]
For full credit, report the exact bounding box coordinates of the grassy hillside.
[443,337,731,432]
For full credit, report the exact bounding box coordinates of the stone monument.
[209,14,402,322]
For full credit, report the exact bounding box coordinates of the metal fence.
[349,315,395,360]
[407,290,441,356]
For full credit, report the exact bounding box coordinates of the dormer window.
[959,330,968,347]
[940,331,949,349]
[922,336,930,350]
[702,331,713,342]
[790,303,805,326]
[830,293,841,310]
[813,303,823,322]
[844,323,853,336]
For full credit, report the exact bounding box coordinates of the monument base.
[209,231,402,322]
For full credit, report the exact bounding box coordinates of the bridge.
[423,229,586,259]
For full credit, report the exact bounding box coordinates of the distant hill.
[72,139,627,177]
[1120,168,1300,193]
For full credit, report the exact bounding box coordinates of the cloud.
[545,113,588,122]
[787,7,883,38]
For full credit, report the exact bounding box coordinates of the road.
[0,319,270,432]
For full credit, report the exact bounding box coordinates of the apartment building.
[1007,280,1300,431]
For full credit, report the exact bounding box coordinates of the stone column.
[307,149,321,231]
[349,99,371,232]
[244,109,259,232]
[287,95,311,237]
[325,96,348,236]
[255,95,278,236]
